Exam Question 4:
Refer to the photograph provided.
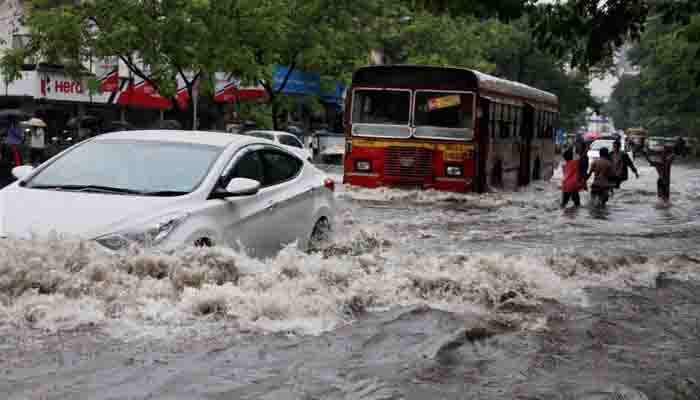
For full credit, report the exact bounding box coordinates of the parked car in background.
[311,130,345,164]
[587,139,616,160]
[244,130,313,161]
[1,130,335,258]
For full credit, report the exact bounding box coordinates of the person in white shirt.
[30,127,46,165]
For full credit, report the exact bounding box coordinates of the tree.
[530,0,700,73]
[1,0,269,128]
[606,74,643,131]
[372,12,595,133]
[631,14,700,138]
[246,0,380,130]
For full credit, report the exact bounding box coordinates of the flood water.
[1,160,699,399]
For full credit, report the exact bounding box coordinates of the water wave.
[1,229,698,340]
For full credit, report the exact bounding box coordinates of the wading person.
[577,143,590,192]
[561,148,581,208]
[610,140,639,189]
[586,147,614,206]
[29,126,46,165]
[645,146,674,203]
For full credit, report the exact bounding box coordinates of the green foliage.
[530,0,700,72]
[374,11,594,132]
[606,74,642,131]
[635,15,700,138]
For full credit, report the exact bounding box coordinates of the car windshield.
[413,91,475,140]
[25,139,223,195]
[351,89,411,138]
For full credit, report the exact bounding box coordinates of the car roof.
[247,130,298,138]
[94,130,256,147]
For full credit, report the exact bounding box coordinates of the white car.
[1,130,335,257]
[244,130,313,161]
[587,139,615,160]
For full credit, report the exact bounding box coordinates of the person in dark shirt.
[577,143,590,191]
[610,140,639,189]
[645,146,674,202]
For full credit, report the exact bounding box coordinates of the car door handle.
[266,201,277,211]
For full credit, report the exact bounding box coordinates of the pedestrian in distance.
[29,126,46,166]
[644,146,675,203]
[610,140,639,189]
[577,142,590,192]
[561,148,581,208]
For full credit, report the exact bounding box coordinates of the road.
[0,160,698,399]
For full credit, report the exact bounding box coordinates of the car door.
[258,149,314,252]
[217,148,279,257]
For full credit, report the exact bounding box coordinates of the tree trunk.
[271,99,279,131]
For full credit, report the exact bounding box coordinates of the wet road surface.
[0,160,699,399]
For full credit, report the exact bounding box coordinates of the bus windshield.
[413,91,475,140]
[351,89,411,138]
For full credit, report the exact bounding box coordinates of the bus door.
[475,97,491,193]
[519,104,535,186]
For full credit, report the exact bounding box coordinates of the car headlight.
[446,165,463,177]
[95,212,190,251]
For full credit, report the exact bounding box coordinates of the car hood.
[0,185,189,240]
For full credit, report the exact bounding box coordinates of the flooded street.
[1,161,699,399]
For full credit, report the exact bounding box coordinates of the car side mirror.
[224,178,261,196]
[12,165,35,180]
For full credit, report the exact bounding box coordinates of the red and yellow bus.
[343,65,560,193]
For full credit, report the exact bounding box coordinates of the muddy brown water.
[1,161,699,399]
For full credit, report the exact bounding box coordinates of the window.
[413,91,475,140]
[231,151,264,183]
[260,150,302,186]
[278,135,303,148]
[26,140,223,195]
[499,104,511,139]
[351,89,411,138]
[492,103,500,140]
[489,104,497,139]
[512,107,520,138]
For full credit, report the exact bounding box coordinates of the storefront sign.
[38,72,110,103]
[273,65,321,96]
[95,57,119,93]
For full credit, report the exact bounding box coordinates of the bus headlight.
[355,160,372,172]
[446,165,463,177]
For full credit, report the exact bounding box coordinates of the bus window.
[351,89,411,138]
[490,104,497,140]
[414,91,475,140]
[499,105,510,139]
[511,107,520,138]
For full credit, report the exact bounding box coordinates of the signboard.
[555,128,566,145]
[273,65,320,96]
[213,73,265,103]
[38,72,110,103]
[214,72,240,103]
[320,83,346,106]
[427,95,461,111]
[94,57,119,93]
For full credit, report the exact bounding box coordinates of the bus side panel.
[343,145,385,188]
